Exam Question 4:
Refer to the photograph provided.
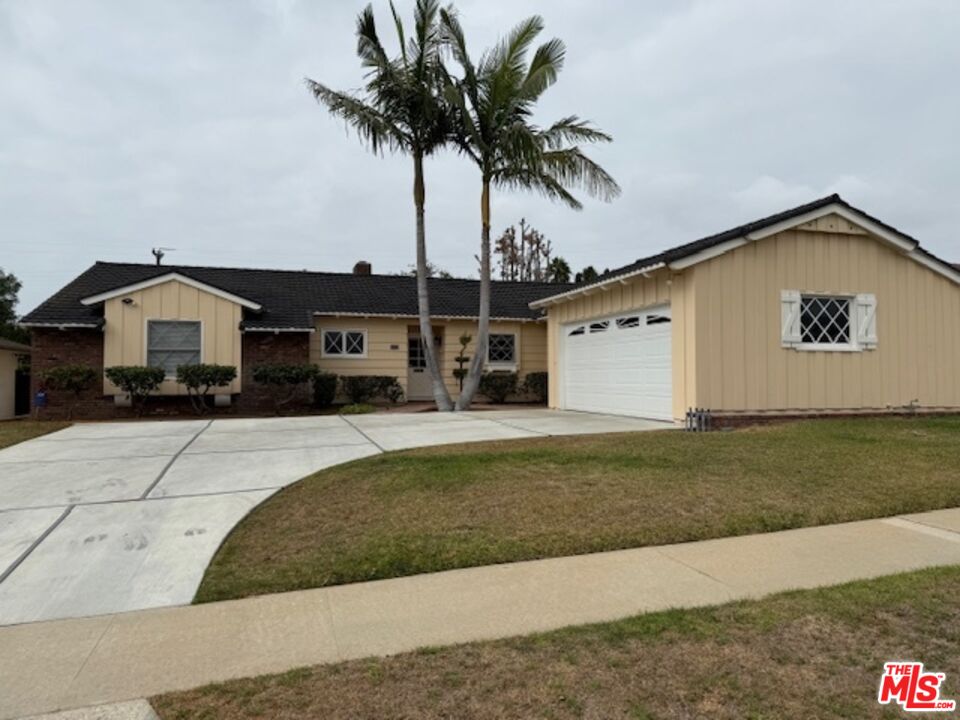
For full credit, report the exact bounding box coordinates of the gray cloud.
[2,0,958,313]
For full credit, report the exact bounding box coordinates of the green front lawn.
[157,565,960,719]
[196,416,960,604]
[0,419,70,450]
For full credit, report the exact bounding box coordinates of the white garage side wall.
[690,226,960,413]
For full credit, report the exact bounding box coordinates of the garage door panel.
[561,306,672,421]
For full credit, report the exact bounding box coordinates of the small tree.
[41,364,99,420]
[494,219,553,282]
[452,333,471,391]
[104,366,165,417]
[175,364,237,414]
[252,363,319,414]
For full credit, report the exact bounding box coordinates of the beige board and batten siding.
[689,221,960,413]
[102,279,243,395]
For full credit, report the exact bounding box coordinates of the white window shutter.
[781,290,801,347]
[855,293,878,348]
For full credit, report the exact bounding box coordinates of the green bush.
[313,371,338,408]
[175,364,237,414]
[252,363,319,414]
[104,366,166,416]
[339,403,376,415]
[341,376,404,405]
[522,371,548,404]
[479,371,518,404]
[40,364,99,419]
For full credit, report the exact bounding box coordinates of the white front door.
[407,335,434,401]
[560,305,672,420]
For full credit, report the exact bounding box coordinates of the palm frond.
[356,5,391,72]
[305,78,407,153]
[482,15,544,79]
[493,166,583,210]
[518,37,564,101]
[541,146,621,202]
[388,1,408,67]
[540,116,613,149]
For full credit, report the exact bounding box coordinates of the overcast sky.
[3,0,959,314]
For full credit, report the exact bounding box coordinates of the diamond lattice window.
[147,321,200,376]
[487,334,516,363]
[800,296,851,345]
[323,330,365,356]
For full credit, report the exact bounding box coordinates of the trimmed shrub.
[479,371,518,404]
[175,364,237,414]
[341,376,404,405]
[40,364,99,420]
[252,363,319,414]
[339,403,376,415]
[522,371,548,404]
[313,371,338,409]
[104,366,165,416]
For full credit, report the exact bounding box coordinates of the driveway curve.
[0,410,670,625]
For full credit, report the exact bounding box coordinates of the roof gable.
[531,195,959,308]
[80,272,263,310]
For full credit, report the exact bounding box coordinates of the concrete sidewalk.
[4,507,960,719]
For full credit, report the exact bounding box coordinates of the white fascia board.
[667,238,748,271]
[528,262,667,309]
[745,203,917,253]
[312,311,540,322]
[908,250,960,285]
[81,273,262,310]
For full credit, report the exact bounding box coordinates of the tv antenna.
[151,247,176,265]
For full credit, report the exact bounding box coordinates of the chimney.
[353,261,372,276]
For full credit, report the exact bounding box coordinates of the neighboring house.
[20,261,565,418]
[20,194,960,422]
[0,338,31,420]
[532,194,960,422]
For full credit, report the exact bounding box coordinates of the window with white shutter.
[780,291,876,352]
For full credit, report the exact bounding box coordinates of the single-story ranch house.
[22,194,960,422]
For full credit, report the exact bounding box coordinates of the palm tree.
[306,0,454,411]
[440,11,621,410]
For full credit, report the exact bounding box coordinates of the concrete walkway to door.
[3,506,960,719]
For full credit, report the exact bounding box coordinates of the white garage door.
[561,305,672,420]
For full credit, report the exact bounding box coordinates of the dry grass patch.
[157,565,960,719]
[0,419,69,449]
[196,416,960,603]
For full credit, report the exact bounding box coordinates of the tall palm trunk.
[456,176,492,410]
[413,151,454,411]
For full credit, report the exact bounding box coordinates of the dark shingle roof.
[532,194,958,306]
[21,262,572,330]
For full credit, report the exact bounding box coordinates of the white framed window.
[147,320,201,377]
[781,291,876,351]
[321,329,367,358]
[487,333,516,365]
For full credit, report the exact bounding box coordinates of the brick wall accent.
[31,327,114,420]
[32,328,314,419]
[236,332,313,413]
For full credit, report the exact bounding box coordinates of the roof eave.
[528,262,667,309]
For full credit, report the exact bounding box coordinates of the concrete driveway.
[0,409,670,626]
